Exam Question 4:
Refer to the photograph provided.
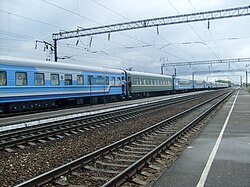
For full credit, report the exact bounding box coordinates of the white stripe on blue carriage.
[0,87,117,103]
[0,56,125,105]
[174,78,193,90]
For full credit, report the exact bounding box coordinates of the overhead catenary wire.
[41,0,185,61]
[0,8,159,62]
[0,9,68,30]
[187,0,224,58]
[167,0,220,60]
[89,0,196,61]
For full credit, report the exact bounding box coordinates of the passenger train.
[0,56,228,113]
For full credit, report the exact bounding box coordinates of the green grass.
[247,86,250,92]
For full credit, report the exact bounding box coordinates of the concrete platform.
[153,89,250,187]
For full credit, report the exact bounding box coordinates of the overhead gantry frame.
[160,58,250,76]
[192,69,250,86]
[51,5,250,61]
[161,57,250,68]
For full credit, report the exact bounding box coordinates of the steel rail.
[14,90,232,187]
[102,91,233,186]
[0,92,211,150]
[0,92,203,129]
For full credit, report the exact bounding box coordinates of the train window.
[34,73,44,86]
[111,77,115,85]
[65,74,72,85]
[117,77,121,85]
[96,76,103,85]
[51,74,59,86]
[88,75,93,85]
[16,72,27,86]
[0,71,7,86]
[105,76,109,85]
[77,75,84,85]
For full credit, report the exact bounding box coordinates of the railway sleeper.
[131,178,148,186]
[125,145,152,151]
[141,171,154,177]
[113,152,142,158]
[90,176,110,182]
[132,142,156,148]
[137,139,157,145]
[95,160,129,168]
[160,153,172,159]
[119,149,148,155]
[17,145,26,149]
[4,148,15,152]
[148,164,161,170]
[54,177,69,186]
[115,158,137,163]
[84,165,120,174]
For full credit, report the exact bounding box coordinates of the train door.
[127,76,132,98]
[124,70,131,98]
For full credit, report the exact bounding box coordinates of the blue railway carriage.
[174,78,193,91]
[214,82,229,88]
[126,71,173,98]
[0,56,125,113]
[194,80,206,90]
[205,81,216,89]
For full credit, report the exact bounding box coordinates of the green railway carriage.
[126,71,173,98]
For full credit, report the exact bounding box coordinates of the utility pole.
[192,72,195,90]
[35,40,56,61]
[246,70,248,86]
[160,57,168,74]
[53,39,57,62]
[240,76,242,87]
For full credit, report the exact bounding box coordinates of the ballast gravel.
[0,92,222,186]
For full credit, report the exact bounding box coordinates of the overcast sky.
[0,0,250,83]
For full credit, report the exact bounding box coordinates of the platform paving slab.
[152,89,250,187]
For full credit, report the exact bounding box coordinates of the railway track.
[0,91,220,152]
[14,90,233,187]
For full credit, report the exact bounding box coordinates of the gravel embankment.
[0,93,220,186]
